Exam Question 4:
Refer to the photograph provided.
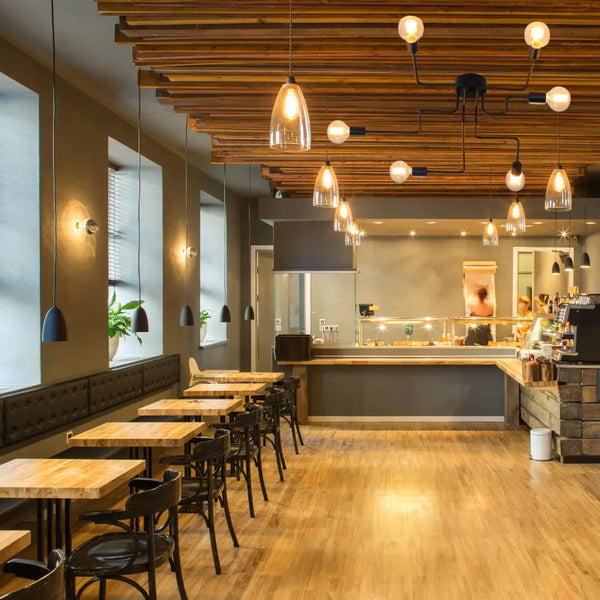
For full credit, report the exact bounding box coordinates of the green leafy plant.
[108,291,143,344]
[198,309,211,328]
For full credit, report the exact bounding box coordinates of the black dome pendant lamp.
[42,0,68,342]
[220,164,231,323]
[180,121,194,327]
[132,73,149,334]
[244,164,255,321]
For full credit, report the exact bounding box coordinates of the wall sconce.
[181,247,197,258]
[76,218,99,235]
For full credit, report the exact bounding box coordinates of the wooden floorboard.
[4,425,600,598]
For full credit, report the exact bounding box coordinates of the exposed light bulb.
[524,21,550,49]
[322,168,332,189]
[554,171,565,192]
[390,160,412,183]
[327,120,350,144]
[398,16,424,44]
[545,167,572,211]
[546,86,571,112]
[270,76,311,151]
[283,87,300,120]
[506,168,525,192]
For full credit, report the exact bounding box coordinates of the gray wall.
[356,236,582,318]
[581,232,600,293]
[0,37,248,385]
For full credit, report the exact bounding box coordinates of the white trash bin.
[530,428,552,461]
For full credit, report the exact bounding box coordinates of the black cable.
[184,120,189,306]
[137,73,142,306]
[51,0,57,306]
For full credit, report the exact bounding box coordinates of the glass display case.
[358,317,448,346]
[450,316,534,347]
[524,312,557,350]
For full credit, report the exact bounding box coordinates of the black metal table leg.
[64,499,72,555]
[54,499,62,549]
[144,448,153,477]
[36,500,44,562]
[45,500,53,559]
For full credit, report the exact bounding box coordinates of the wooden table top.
[183,382,267,398]
[68,421,205,448]
[0,459,145,499]
[138,398,244,417]
[0,530,31,564]
[198,371,285,383]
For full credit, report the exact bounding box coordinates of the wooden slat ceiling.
[95,1,600,198]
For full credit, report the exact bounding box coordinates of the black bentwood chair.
[256,389,288,482]
[1,549,65,600]
[66,469,187,600]
[276,376,304,454]
[161,429,239,575]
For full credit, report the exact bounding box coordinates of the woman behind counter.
[465,286,494,346]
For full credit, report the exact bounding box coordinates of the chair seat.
[227,442,258,460]
[181,477,224,501]
[67,532,173,577]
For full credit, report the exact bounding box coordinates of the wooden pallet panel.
[582,386,599,403]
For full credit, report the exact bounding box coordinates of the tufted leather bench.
[142,355,180,394]
[3,378,88,446]
[88,364,143,416]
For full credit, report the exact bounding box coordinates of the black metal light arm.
[486,58,536,93]
[427,93,467,175]
[410,51,455,88]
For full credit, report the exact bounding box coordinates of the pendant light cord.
[557,112,561,166]
[488,165,493,219]
[288,0,293,77]
[223,164,227,303]
[137,74,142,305]
[184,121,189,306]
[51,0,58,306]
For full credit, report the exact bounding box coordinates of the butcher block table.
[68,421,205,477]
[138,398,244,419]
[0,530,31,564]
[0,458,145,560]
[183,382,267,401]
[196,371,285,384]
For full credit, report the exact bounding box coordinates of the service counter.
[279,345,528,426]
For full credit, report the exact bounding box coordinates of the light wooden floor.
[8,425,600,599]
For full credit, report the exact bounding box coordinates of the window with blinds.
[107,164,119,287]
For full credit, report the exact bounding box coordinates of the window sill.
[199,340,228,349]
[110,354,163,368]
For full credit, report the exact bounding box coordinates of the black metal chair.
[256,389,288,482]
[1,549,65,600]
[160,429,239,575]
[214,405,268,518]
[65,469,187,600]
[276,376,304,453]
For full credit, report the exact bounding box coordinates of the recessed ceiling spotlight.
[587,221,597,225]
[533,221,543,225]
[409,229,417,237]
[373,221,383,225]
[460,230,468,237]
[426,221,437,225]
[511,231,517,237]
[560,229,569,238]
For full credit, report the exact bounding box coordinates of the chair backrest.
[188,357,201,377]
[263,389,287,406]
[1,550,65,600]
[192,429,230,461]
[126,469,182,518]
[235,405,262,426]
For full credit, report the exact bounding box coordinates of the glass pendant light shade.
[333,198,353,232]
[482,219,499,246]
[327,120,350,145]
[270,76,311,152]
[552,260,561,275]
[506,168,525,192]
[524,21,550,49]
[179,304,194,327]
[398,16,424,44]
[220,304,231,323]
[581,252,591,269]
[546,86,571,112]
[506,199,526,233]
[564,255,574,271]
[42,305,67,342]
[545,167,572,211]
[313,160,339,207]
[132,306,149,333]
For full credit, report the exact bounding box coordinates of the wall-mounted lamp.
[181,246,197,258]
[76,218,99,235]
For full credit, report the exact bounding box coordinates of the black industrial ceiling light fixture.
[131,72,149,334]
[180,120,194,327]
[42,0,67,342]
[244,164,255,321]
[328,17,570,191]
[220,164,231,323]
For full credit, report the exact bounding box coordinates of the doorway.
[251,245,274,371]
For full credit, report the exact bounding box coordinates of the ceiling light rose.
[506,198,526,234]
[327,120,350,145]
[546,86,571,112]
[483,218,499,246]
[545,166,572,211]
[313,160,339,208]
[333,197,353,232]
[524,21,550,50]
[398,16,424,45]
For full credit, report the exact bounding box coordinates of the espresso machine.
[553,294,600,363]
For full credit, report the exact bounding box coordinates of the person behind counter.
[516,295,533,341]
[465,286,494,346]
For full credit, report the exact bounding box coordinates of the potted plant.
[108,291,143,360]
[199,309,211,342]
